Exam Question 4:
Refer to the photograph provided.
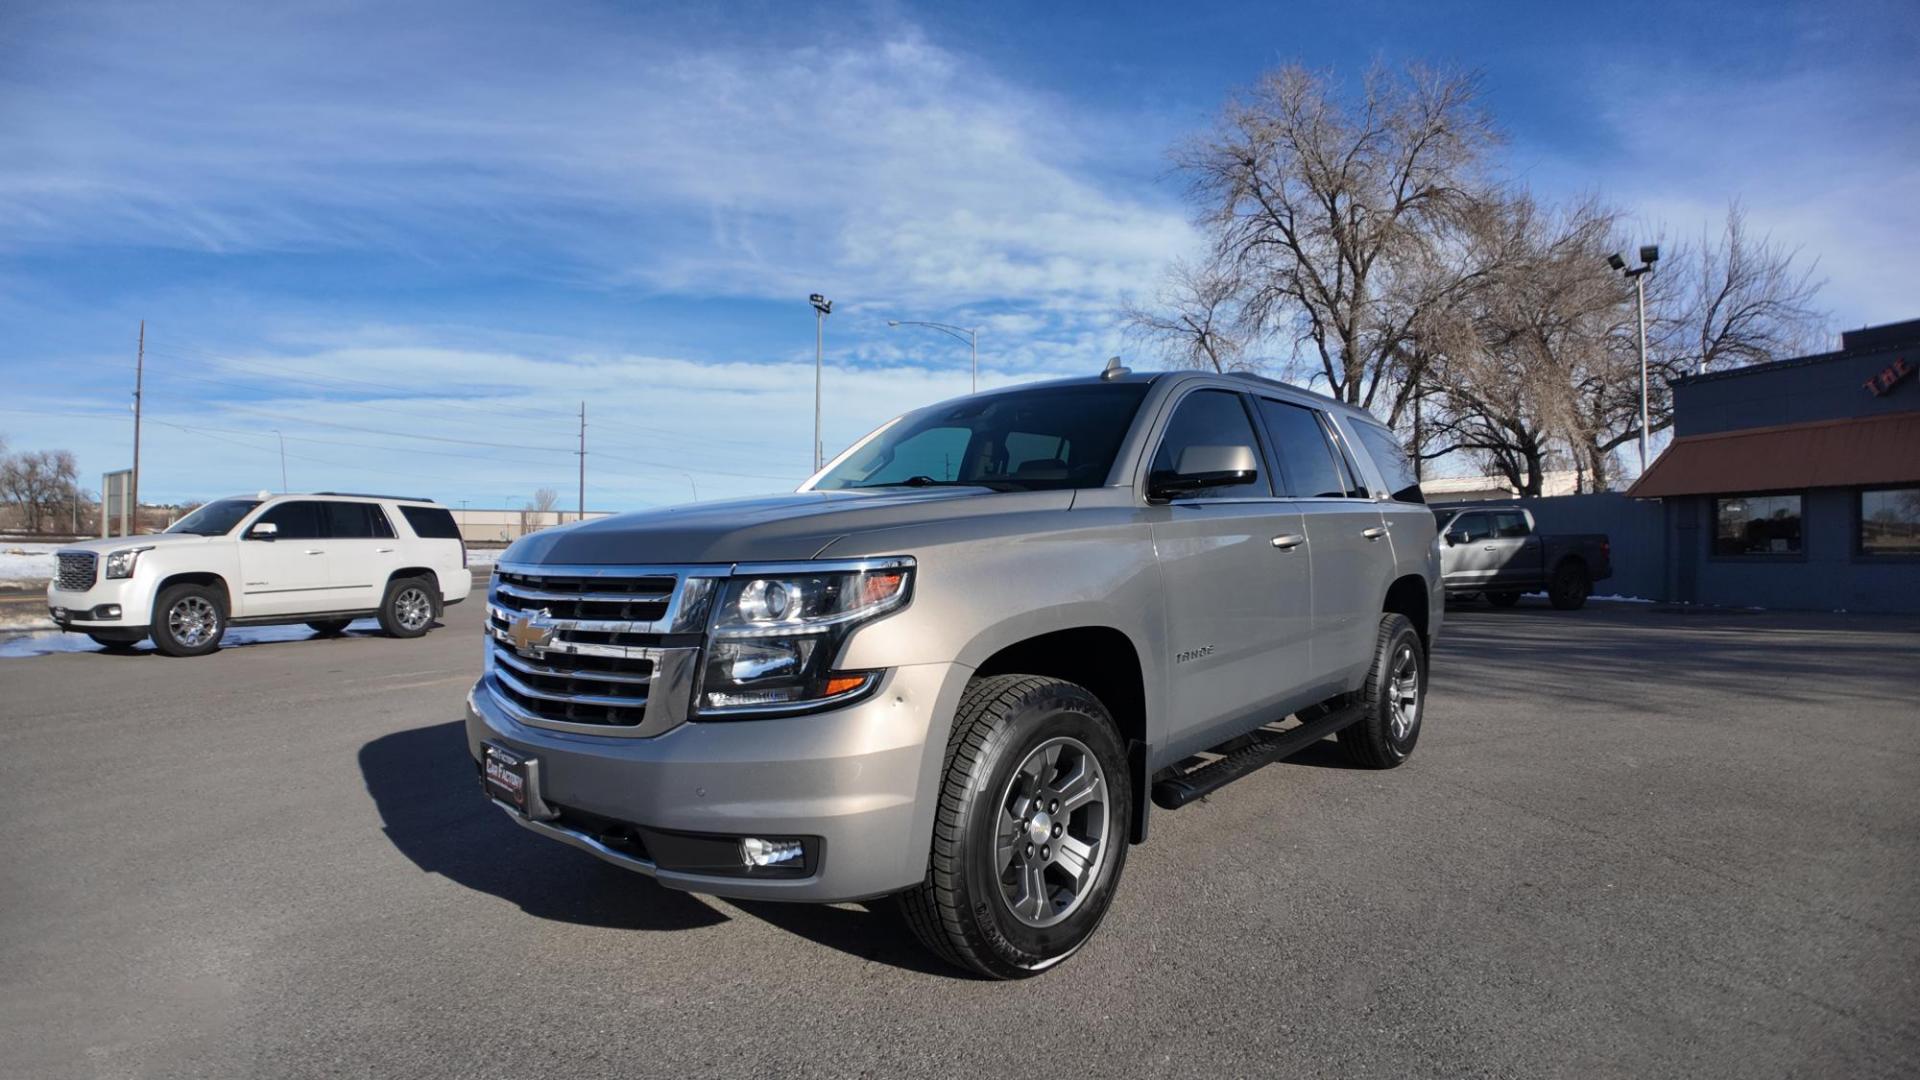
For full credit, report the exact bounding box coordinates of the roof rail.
[311,491,435,502]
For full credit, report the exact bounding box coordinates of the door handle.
[376,547,394,554]
[1271,534,1306,550]
[304,549,325,555]
[1482,544,1496,551]
[1361,527,1386,541]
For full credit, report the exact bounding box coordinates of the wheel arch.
[971,624,1151,844]
[1382,573,1431,652]
[388,567,441,595]
[155,571,231,610]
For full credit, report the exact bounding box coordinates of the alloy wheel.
[1388,642,1422,743]
[168,596,219,647]
[995,736,1110,928]
[395,586,432,631]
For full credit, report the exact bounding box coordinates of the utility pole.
[131,320,144,536]
[576,400,587,522]
[809,294,833,472]
[274,429,288,492]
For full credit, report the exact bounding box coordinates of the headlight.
[697,558,913,716]
[103,546,154,579]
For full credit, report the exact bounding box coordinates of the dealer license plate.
[482,742,533,815]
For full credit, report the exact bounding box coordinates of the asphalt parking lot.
[2,596,1916,1079]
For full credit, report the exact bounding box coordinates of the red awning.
[1628,411,1920,498]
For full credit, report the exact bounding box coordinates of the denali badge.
[507,608,558,659]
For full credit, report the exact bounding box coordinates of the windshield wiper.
[849,477,1024,492]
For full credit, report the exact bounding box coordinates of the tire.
[1337,613,1426,769]
[150,583,227,658]
[1486,590,1521,608]
[377,577,438,638]
[1548,562,1591,610]
[305,619,354,636]
[898,674,1132,979]
[86,630,145,651]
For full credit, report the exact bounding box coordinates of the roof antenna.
[1101,356,1131,380]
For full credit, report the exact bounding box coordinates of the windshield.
[812,383,1151,492]
[167,498,262,536]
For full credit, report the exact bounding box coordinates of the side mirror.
[248,521,279,540]
[1148,444,1260,501]
[1444,530,1465,546]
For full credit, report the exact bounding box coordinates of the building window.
[1713,494,1803,556]
[1860,487,1920,555]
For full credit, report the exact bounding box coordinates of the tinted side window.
[1492,510,1530,538]
[399,505,461,540]
[1450,513,1495,543]
[255,500,324,540]
[1255,398,1349,498]
[324,502,376,539]
[1351,422,1425,503]
[1150,389,1271,499]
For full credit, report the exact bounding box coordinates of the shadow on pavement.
[358,719,964,976]
[359,719,726,932]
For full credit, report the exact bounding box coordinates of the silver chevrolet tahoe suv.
[467,366,1441,978]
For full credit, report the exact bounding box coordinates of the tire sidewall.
[1551,564,1590,609]
[151,584,226,657]
[1376,622,1426,760]
[956,686,1130,975]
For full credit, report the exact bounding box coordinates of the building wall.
[1509,493,1668,601]
[1673,321,1920,436]
[455,508,615,543]
[1668,488,1920,614]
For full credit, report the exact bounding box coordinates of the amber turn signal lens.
[823,675,866,696]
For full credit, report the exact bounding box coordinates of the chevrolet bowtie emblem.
[507,608,557,658]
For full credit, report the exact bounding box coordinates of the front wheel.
[1337,613,1426,768]
[150,584,227,657]
[377,577,438,638]
[898,674,1132,979]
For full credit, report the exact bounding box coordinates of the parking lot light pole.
[887,319,979,393]
[1608,246,1660,474]
[810,294,832,472]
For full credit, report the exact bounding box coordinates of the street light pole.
[886,319,980,393]
[273,429,288,492]
[809,294,832,472]
[1607,246,1660,476]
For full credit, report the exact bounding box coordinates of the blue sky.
[2,0,1915,508]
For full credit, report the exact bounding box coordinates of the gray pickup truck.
[466,365,1442,977]
[1435,504,1611,610]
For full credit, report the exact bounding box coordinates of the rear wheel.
[377,577,437,637]
[150,584,227,657]
[898,674,1131,979]
[1337,613,1426,768]
[306,618,354,636]
[1548,562,1591,610]
[1486,590,1521,608]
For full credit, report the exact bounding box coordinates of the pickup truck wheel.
[1548,562,1591,610]
[1337,613,1425,768]
[377,577,438,637]
[898,674,1131,979]
[150,584,227,657]
[305,619,354,636]
[1486,590,1521,608]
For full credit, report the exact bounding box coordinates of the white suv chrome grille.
[56,553,97,591]
[484,564,717,738]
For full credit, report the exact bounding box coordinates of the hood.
[503,487,1074,566]
[57,533,216,554]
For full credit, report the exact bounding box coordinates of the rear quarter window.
[398,505,461,540]
[1351,422,1425,504]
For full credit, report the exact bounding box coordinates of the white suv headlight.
[697,558,913,716]
[103,546,154,579]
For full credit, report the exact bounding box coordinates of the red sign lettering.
[1864,357,1913,396]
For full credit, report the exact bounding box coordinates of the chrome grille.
[56,553,97,591]
[484,563,715,738]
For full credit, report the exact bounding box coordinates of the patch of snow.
[466,547,502,567]
[1592,594,1656,603]
[0,543,62,587]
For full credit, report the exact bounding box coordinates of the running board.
[1150,702,1363,810]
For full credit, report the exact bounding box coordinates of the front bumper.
[47,580,151,628]
[464,660,963,903]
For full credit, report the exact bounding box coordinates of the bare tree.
[1571,203,1826,484]
[0,448,82,533]
[1122,258,1251,372]
[1176,63,1500,423]
[530,488,559,515]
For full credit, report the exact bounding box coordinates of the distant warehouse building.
[1628,317,1920,613]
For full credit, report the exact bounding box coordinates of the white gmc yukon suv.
[47,492,474,656]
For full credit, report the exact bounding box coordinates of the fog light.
[740,837,804,868]
[98,604,122,619]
